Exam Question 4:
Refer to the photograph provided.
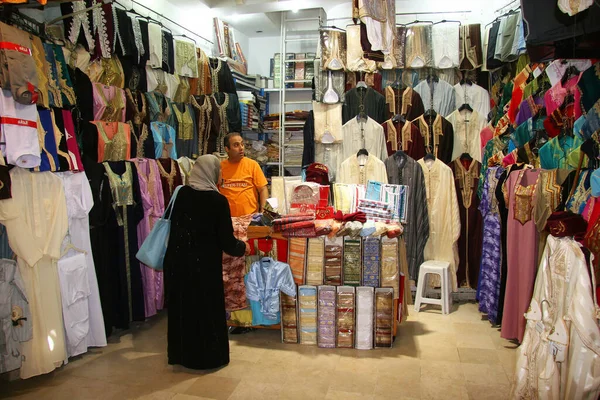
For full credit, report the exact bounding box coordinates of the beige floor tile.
[497,348,517,381]
[227,380,283,400]
[171,394,216,400]
[228,346,265,363]
[327,371,377,394]
[128,389,177,400]
[420,361,465,382]
[456,333,496,350]
[453,322,495,336]
[35,376,127,400]
[415,331,458,348]
[278,380,330,400]
[461,363,509,386]
[418,345,460,362]
[375,374,421,399]
[184,376,240,400]
[209,360,254,380]
[376,357,420,381]
[466,383,511,400]
[420,376,469,400]
[458,348,500,364]
[325,389,374,400]
[244,362,289,384]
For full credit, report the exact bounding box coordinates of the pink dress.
[501,168,541,342]
[62,110,84,171]
[134,158,165,317]
[544,74,583,119]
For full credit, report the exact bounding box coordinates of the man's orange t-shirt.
[220,157,268,217]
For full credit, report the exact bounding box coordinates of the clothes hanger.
[61,233,87,258]
[357,148,369,157]
[561,65,580,86]
[320,25,346,32]
[459,78,473,86]
[356,81,368,89]
[423,108,437,118]
[406,20,434,26]
[458,103,473,112]
[392,114,406,124]
[174,33,196,45]
[460,152,473,161]
[433,19,462,26]
[423,147,436,161]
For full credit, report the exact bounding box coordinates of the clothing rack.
[126,0,213,45]
[495,0,520,14]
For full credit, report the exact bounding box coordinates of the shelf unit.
[271,9,324,176]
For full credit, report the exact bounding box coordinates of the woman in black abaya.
[164,155,247,369]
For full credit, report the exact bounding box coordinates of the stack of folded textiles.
[375,288,394,348]
[336,287,355,348]
[299,286,317,345]
[281,292,298,343]
[318,286,336,348]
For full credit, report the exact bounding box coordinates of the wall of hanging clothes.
[0,0,248,379]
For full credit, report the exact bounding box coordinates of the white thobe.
[418,158,461,291]
[338,154,388,186]
[432,24,460,69]
[56,171,107,358]
[446,109,486,162]
[453,83,491,119]
[341,117,387,164]
[0,167,68,379]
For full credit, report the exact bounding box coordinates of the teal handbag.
[136,185,183,271]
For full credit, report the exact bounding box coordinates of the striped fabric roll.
[306,237,325,285]
[355,286,374,350]
[343,238,361,286]
[336,286,355,348]
[362,237,381,287]
[298,285,318,345]
[317,285,336,348]
[288,237,307,284]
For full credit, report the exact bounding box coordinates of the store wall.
[248,36,281,77]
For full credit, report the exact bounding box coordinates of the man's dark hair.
[224,132,242,149]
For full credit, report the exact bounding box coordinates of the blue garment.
[151,121,177,160]
[246,257,296,321]
[244,275,279,326]
[574,115,587,140]
[36,109,60,172]
[582,104,600,141]
[476,166,504,325]
[538,135,583,170]
[366,180,382,201]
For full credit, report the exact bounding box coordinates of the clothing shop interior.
[1,0,600,399]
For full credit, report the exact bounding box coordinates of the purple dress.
[134,158,165,317]
[476,166,504,325]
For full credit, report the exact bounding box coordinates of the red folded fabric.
[282,226,317,237]
[273,214,315,225]
[273,220,315,232]
[343,212,367,223]
[334,210,344,221]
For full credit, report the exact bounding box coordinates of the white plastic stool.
[414,260,452,314]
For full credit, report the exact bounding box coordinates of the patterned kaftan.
[476,166,504,324]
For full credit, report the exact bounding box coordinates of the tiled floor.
[1,302,518,400]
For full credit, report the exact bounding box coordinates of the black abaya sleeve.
[215,194,246,257]
[130,161,145,225]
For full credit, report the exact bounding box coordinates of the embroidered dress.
[222,215,252,311]
[151,121,177,160]
[451,159,483,289]
[174,39,198,78]
[93,121,131,162]
[134,159,165,317]
[502,168,541,342]
[145,91,175,129]
[156,157,183,205]
[173,103,196,159]
[544,74,584,119]
[539,135,584,170]
[476,166,504,324]
[103,161,145,325]
[478,134,511,197]
[413,114,455,164]
[93,83,126,122]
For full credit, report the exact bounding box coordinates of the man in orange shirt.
[220,133,268,217]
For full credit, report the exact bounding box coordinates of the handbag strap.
[163,185,184,220]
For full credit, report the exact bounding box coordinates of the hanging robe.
[0,167,68,379]
[450,158,483,289]
[418,158,461,290]
[384,151,429,280]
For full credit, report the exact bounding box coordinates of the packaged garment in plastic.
[336,286,355,348]
[305,237,324,285]
[375,288,394,347]
[324,236,343,285]
[381,237,400,299]
[317,285,336,348]
[280,291,298,344]
[298,285,317,345]
[355,286,374,350]
[343,238,361,286]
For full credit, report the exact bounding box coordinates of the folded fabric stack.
[342,238,361,286]
[336,287,355,348]
[357,198,395,223]
[333,211,367,222]
[298,285,317,345]
[288,237,307,284]
[273,214,315,233]
[317,285,336,348]
[375,288,394,348]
